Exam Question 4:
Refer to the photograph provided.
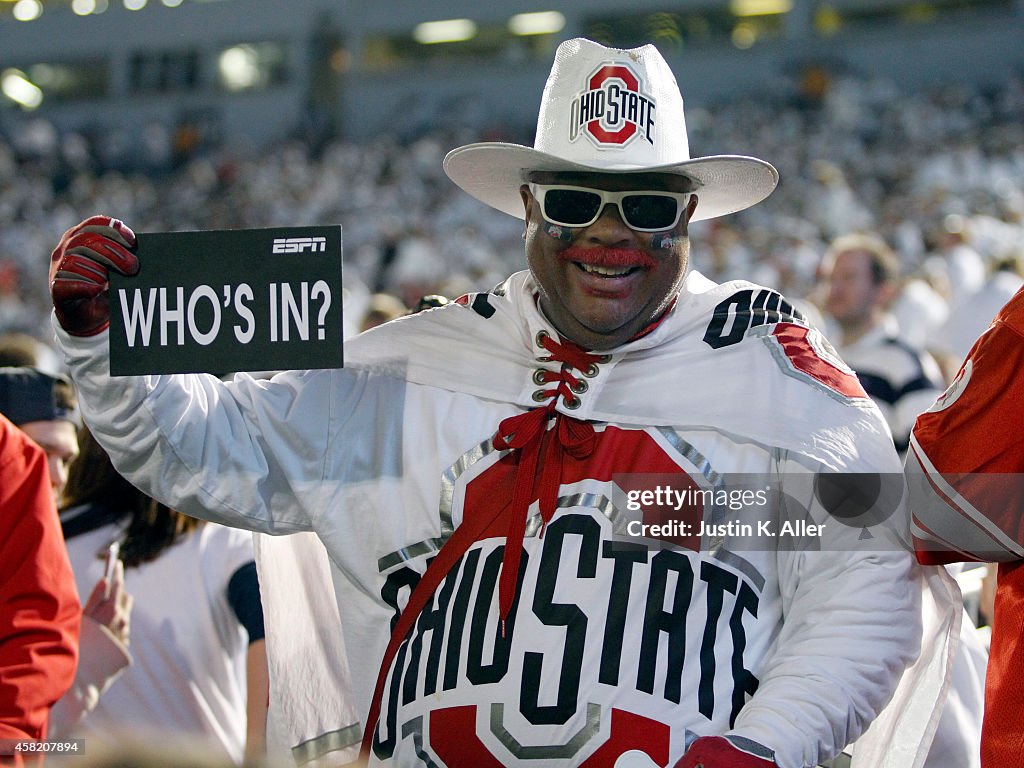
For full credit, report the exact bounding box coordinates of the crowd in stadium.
[2,65,1023,369]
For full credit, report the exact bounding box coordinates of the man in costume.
[47,39,953,768]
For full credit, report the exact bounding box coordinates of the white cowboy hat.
[443,38,778,223]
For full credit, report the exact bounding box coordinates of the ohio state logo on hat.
[569,60,657,148]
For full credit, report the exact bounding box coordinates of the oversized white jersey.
[56,270,950,768]
[61,521,255,763]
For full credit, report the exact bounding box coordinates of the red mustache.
[558,246,656,269]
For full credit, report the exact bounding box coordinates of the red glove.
[49,215,138,337]
[675,736,777,768]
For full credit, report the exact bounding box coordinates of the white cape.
[256,270,958,768]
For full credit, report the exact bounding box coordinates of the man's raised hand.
[50,215,138,337]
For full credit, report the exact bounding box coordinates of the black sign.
[108,226,343,376]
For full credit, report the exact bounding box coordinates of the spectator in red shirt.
[0,413,80,766]
[907,285,1024,767]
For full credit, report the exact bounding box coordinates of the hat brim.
[443,142,779,224]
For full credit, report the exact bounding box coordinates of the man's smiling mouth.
[560,246,656,281]
[576,262,640,277]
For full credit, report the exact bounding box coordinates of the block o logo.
[570,63,657,147]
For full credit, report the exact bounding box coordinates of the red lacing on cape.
[491,333,601,631]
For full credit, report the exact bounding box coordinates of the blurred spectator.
[56,430,267,765]
[934,251,1024,363]
[890,270,951,354]
[929,215,987,309]
[0,413,80,766]
[49,429,135,741]
[818,233,945,454]
[359,292,407,331]
[0,333,42,368]
[0,333,60,374]
[0,368,79,504]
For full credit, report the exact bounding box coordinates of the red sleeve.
[906,286,1024,564]
[982,561,1024,766]
[0,416,80,762]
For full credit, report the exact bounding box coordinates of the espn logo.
[272,237,327,254]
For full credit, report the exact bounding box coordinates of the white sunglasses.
[529,183,692,233]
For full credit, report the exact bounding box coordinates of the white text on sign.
[116,280,333,347]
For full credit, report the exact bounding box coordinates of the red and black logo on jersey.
[372,427,763,765]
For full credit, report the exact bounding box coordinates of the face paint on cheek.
[544,220,575,243]
[650,233,685,250]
